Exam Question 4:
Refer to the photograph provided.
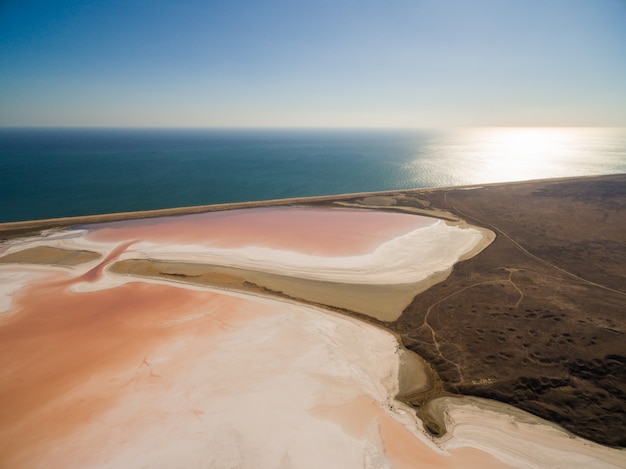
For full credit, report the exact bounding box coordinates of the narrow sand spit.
[108,258,425,321]
[0,206,624,468]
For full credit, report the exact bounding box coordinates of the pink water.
[86,207,436,256]
[0,207,515,468]
[0,269,509,469]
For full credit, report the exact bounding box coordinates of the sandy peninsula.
[0,174,625,468]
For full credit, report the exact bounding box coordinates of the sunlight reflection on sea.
[404,127,626,187]
[1,127,625,222]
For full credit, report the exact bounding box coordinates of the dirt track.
[377,175,626,447]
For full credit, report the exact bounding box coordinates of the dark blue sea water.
[1,127,625,223]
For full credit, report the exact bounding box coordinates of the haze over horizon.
[1,0,625,128]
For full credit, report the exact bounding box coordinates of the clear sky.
[1,0,625,128]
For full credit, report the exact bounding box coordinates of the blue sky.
[1,0,625,127]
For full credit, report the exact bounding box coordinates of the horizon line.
[2,125,625,130]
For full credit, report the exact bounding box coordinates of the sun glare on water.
[410,127,622,187]
[467,127,592,182]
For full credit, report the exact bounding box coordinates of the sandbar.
[0,246,100,266]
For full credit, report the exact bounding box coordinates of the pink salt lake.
[85,207,437,256]
[0,207,526,468]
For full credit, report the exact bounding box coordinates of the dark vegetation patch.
[388,175,626,447]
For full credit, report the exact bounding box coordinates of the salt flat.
[0,204,623,468]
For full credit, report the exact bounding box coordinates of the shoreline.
[1,173,622,237]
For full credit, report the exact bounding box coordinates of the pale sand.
[0,245,101,265]
[332,199,460,222]
[426,396,625,468]
[109,258,426,321]
[397,347,432,397]
[110,219,484,286]
[0,266,60,315]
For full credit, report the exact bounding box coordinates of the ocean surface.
[1,127,625,223]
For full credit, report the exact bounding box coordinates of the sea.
[1,127,625,223]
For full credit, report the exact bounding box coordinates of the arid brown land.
[359,175,625,448]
